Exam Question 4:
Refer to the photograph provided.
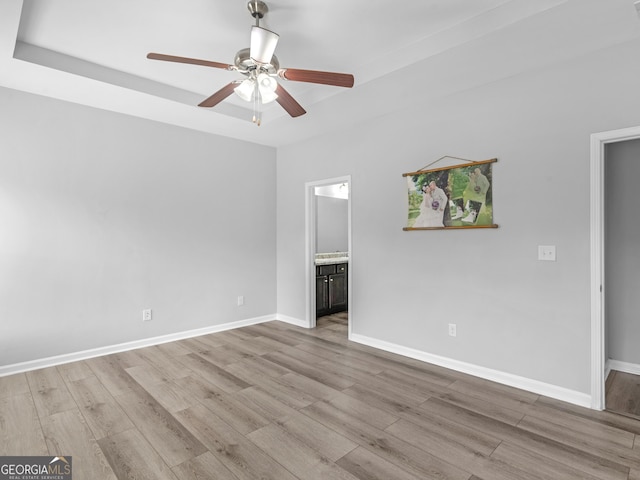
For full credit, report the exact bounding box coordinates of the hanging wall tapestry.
[403,156,499,231]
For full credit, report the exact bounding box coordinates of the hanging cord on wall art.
[403,156,498,177]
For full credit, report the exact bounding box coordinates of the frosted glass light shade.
[259,87,278,104]
[257,73,278,103]
[258,73,277,91]
[234,79,254,101]
[250,26,279,64]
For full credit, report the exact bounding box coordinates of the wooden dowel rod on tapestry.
[403,224,499,231]
[402,158,497,177]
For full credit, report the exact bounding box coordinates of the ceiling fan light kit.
[147,0,354,126]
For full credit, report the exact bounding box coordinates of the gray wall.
[605,139,640,366]
[316,195,348,253]
[276,35,640,394]
[0,87,277,366]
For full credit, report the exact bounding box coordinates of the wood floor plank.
[234,385,300,422]
[536,395,640,436]
[142,379,201,413]
[247,423,359,480]
[336,446,425,480]
[197,344,256,367]
[191,333,229,349]
[98,428,178,480]
[422,396,630,480]
[294,342,385,375]
[274,411,358,462]
[385,418,492,475]
[114,384,207,467]
[277,371,343,402]
[134,345,193,381]
[172,452,239,480]
[41,408,117,480]
[449,377,539,407]
[342,379,428,415]
[302,398,470,480]
[0,373,29,399]
[26,367,77,417]
[607,371,640,418]
[375,367,454,396]
[491,442,605,480]
[383,418,558,480]
[175,404,300,480]
[226,365,320,409]
[156,340,193,357]
[389,408,501,457]
[85,354,142,396]
[0,393,48,455]
[66,375,135,440]
[174,375,270,435]
[226,355,291,381]
[176,353,251,393]
[57,360,94,383]
[240,323,301,347]
[432,387,525,426]
[517,414,640,471]
[176,338,218,355]
[319,391,400,430]
[125,363,167,388]
[214,330,274,356]
[523,400,636,448]
[263,350,357,390]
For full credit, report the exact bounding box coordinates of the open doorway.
[305,176,351,338]
[590,126,640,411]
[603,138,640,419]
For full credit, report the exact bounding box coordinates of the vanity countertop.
[315,252,349,265]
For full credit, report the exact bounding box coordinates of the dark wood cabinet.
[316,263,348,316]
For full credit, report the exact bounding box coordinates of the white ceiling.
[0,0,639,147]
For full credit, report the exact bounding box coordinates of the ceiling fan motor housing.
[234,47,279,74]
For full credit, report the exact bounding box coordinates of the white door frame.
[305,175,352,336]
[590,125,640,410]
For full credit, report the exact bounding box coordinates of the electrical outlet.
[237,296,244,306]
[142,309,152,322]
[448,323,457,337]
[538,245,557,261]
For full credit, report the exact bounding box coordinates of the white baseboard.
[275,314,309,328]
[0,314,275,377]
[607,359,640,376]
[350,333,591,409]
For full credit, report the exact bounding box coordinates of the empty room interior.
[3,0,640,478]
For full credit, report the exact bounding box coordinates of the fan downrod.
[247,1,268,19]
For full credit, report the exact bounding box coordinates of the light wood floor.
[2,320,640,479]
[607,370,640,420]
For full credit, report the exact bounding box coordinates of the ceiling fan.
[147,1,355,126]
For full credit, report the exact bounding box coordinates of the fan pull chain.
[252,78,262,126]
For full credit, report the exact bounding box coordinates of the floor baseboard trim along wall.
[275,314,309,328]
[0,314,276,377]
[350,333,592,409]
[607,359,640,376]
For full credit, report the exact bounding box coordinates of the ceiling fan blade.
[198,82,239,108]
[278,68,354,88]
[147,53,232,70]
[275,84,306,118]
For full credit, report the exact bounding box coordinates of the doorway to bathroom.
[305,176,351,338]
